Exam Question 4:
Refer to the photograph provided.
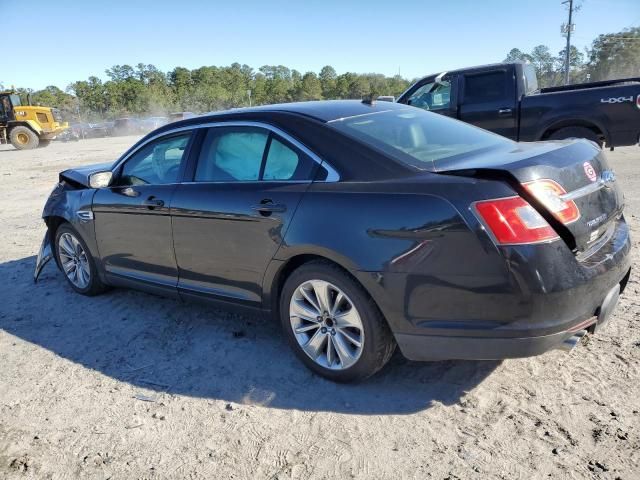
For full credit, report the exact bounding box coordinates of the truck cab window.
[464,71,507,104]
[523,65,539,94]
[406,80,451,111]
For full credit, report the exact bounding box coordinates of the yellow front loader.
[0,91,68,149]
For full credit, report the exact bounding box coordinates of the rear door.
[458,68,518,139]
[399,74,458,119]
[171,124,326,306]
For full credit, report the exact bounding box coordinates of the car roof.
[201,100,413,123]
[121,100,417,182]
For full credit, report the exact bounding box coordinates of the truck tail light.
[523,179,580,224]
[474,196,559,245]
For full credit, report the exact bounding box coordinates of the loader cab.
[0,93,18,123]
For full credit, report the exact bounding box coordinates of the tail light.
[523,179,580,224]
[474,196,559,245]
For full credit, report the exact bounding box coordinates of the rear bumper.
[396,277,626,361]
[365,215,632,361]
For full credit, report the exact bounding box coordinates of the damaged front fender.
[34,229,53,283]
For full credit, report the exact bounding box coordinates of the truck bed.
[540,77,640,94]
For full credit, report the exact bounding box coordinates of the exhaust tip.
[557,330,587,352]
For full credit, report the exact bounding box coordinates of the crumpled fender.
[34,231,53,283]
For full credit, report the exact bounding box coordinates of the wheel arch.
[538,117,610,145]
[264,252,387,327]
[8,121,42,136]
[44,215,71,268]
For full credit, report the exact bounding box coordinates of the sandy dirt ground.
[0,137,638,480]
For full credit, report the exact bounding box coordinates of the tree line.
[4,26,637,122]
[8,65,411,122]
[504,26,639,88]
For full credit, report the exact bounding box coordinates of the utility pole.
[562,0,575,85]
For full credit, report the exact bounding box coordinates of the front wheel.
[280,261,396,382]
[54,224,106,296]
[9,126,39,150]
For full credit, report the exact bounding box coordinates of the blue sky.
[4,0,639,90]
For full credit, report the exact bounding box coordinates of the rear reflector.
[474,196,560,245]
[524,179,579,224]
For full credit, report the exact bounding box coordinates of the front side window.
[118,133,191,186]
[406,80,451,111]
[464,71,508,104]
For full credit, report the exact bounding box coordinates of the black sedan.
[34,100,631,382]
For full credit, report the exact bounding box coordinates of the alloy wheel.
[58,232,91,289]
[289,279,364,370]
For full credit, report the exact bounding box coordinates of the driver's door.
[92,132,194,293]
[400,75,457,118]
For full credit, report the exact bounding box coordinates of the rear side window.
[263,137,317,181]
[195,127,319,182]
[195,128,268,182]
[464,71,508,104]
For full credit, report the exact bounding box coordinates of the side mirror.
[89,171,113,189]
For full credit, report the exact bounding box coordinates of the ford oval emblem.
[583,162,597,182]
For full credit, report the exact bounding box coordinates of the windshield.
[329,108,511,170]
[10,94,21,107]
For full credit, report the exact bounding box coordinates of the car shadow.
[1,256,499,415]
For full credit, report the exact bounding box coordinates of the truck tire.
[548,126,603,147]
[9,126,40,150]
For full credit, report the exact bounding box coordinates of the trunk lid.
[436,139,624,252]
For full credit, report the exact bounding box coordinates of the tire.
[9,126,39,150]
[38,139,51,148]
[548,126,603,147]
[279,260,396,382]
[54,223,107,296]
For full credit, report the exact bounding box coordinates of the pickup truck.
[396,62,640,148]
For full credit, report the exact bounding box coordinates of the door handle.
[251,199,287,216]
[143,196,165,209]
[498,108,513,116]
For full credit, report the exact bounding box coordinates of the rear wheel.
[280,261,395,382]
[54,224,106,296]
[9,126,39,150]
[548,126,603,147]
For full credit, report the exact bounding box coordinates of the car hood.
[60,162,113,188]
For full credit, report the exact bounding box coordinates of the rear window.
[464,71,508,103]
[523,64,539,94]
[329,108,510,170]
